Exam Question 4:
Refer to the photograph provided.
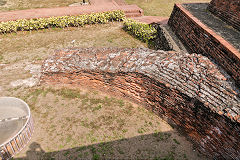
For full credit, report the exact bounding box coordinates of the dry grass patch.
[125,0,211,17]
[7,86,205,160]
[0,22,145,63]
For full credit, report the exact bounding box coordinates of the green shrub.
[123,18,157,43]
[0,10,125,34]
[123,19,157,42]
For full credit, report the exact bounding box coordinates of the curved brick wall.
[41,48,240,159]
[208,0,240,31]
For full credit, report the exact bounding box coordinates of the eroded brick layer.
[168,4,240,88]
[41,48,240,159]
[208,0,240,31]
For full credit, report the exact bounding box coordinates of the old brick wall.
[41,48,240,159]
[208,0,240,31]
[151,24,173,51]
[168,4,240,88]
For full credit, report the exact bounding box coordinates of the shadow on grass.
[14,131,202,160]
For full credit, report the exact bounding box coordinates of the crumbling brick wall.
[41,48,240,159]
[208,0,240,31]
[168,4,240,88]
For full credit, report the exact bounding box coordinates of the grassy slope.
[125,0,211,17]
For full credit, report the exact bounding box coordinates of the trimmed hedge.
[123,18,157,43]
[0,10,125,34]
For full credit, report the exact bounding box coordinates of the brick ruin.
[39,0,240,159]
[168,3,240,88]
[41,48,240,159]
[208,0,240,31]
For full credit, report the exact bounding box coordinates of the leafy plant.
[0,10,125,34]
[123,18,157,43]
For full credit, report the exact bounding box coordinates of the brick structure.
[208,0,240,31]
[41,48,240,159]
[168,4,240,88]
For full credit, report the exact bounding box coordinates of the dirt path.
[0,0,169,26]
[0,0,143,22]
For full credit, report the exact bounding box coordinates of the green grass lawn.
[125,0,211,17]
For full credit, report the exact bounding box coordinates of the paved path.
[0,0,167,25]
[0,4,116,21]
[0,0,142,22]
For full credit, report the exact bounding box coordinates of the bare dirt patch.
[9,86,204,160]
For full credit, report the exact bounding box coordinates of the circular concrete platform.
[0,97,33,160]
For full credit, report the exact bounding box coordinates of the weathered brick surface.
[151,24,173,51]
[208,0,240,31]
[168,4,240,88]
[41,48,240,159]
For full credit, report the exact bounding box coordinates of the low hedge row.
[0,10,125,34]
[123,19,157,43]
